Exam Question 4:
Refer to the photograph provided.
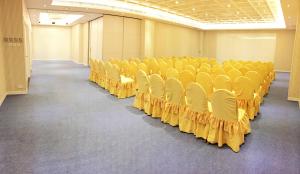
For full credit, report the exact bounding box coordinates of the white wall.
[203,30,295,71]
[32,26,72,60]
[154,22,203,57]
[89,18,103,60]
[102,15,141,59]
[216,32,276,63]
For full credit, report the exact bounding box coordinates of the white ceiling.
[25,0,299,29]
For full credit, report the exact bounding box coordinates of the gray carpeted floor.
[0,61,299,174]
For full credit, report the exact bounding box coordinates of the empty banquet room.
[0,0,300,173]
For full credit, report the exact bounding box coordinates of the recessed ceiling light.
[51,0,286,30]
[227,4,231,8]
[175,1,179,4]
[287,4,290,8]
[205,13,208,16]
[39,12,83,26]
[288,16,291,19]
[192,8,195,11]
[236,11,240,15]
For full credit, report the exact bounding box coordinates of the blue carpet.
[0,61,299,174]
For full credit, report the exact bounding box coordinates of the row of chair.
[133,71,251,152]
[89,60,135,98]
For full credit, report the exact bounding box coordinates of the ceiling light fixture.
[51,0,286,30]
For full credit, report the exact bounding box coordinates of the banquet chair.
[198,66,211,74]
[161,78,185,126]
[138,63,149,74]
[227,68,242,82]
[179,70,195,88]
[147,74,165,117]
[133,70,150,110]
[97,60,106,87]
[185,65,196,74]
[104,62,113,90]
[159,61,169,79]
[214,75,232,91]
[195,72,213,98]
[149,59,160,74]
[166,68,179,79]
[89,59,96,82]
[233,76,260,120]
[207,89,251,152]
[175,61,184,72]
[245,71,263,104]
[179,82,210,137]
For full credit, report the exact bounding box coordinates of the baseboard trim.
[0,93,7,106]
[288,97,300,101]
[275,70,290,73]
[6,90,28,95]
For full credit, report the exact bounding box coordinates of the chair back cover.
[211,89,238,121]
[111,64,121,82]
[179,70,195,88]
[198,66,210,73]
[186,82,208,113]
[136,70,149,93]
[214,75,232,91]
[138,63,148,74]
[149,74,165,98]
[196,72,213,96]
[175,61,184,71]
[166,68,179,79]
[185,65,196,74]
[233,76,254,100]
[165,78,184,104]
[245,71,261,90]
[227,68,242,82]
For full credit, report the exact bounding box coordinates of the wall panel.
[1,0,27,93]
[102,15,123,59]
[154,22,202,57]
[123,18,141,58]
[32,26,72,60]
[203,30,295,70]
[0,1,7,104]
[89,17,103,60]
[288,9,300,105]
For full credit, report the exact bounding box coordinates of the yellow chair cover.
[97,60,106,87]
[227,68,242,82]
[214,75,232,91]
[166,68,179,79]
[161,78,185,126]
[207,89,251,152]
[245,71,263,104]
[195,72,213,98]
[175,61,184,72]
[89,59,96,82]
[179,70,195,88]
[179,83,210,138]
[233,76,260,120]
[185,65,196,74]
[198,66,210,73]
[104,62,113,90]
[138,63,149,74]
[107,64,135,99]
[147,74,165,117]
[159,61,169,79]
[149,59,160,74]
[133,70,150,110]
